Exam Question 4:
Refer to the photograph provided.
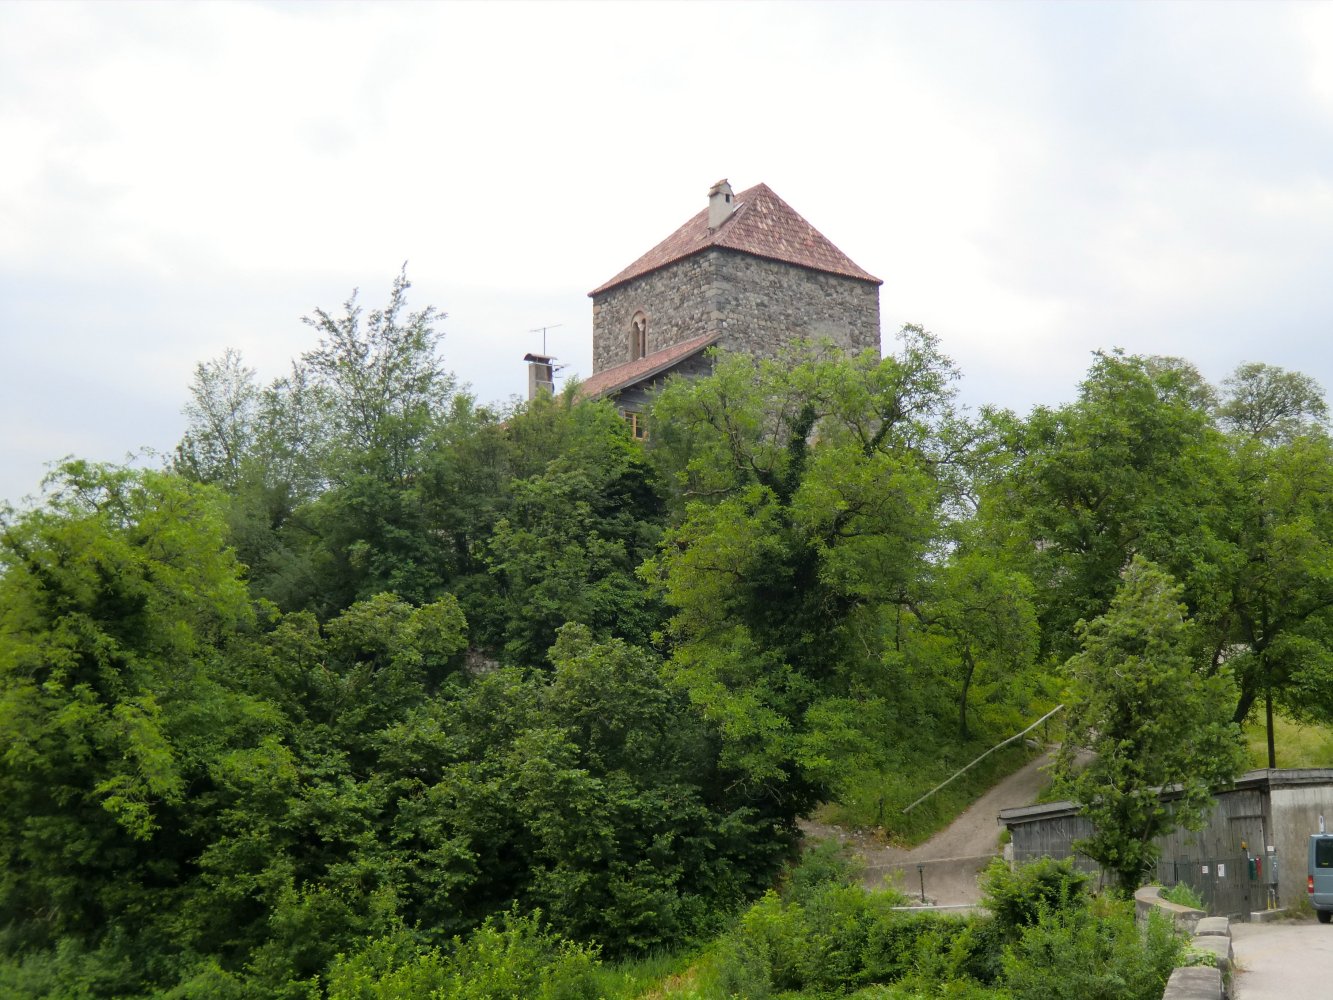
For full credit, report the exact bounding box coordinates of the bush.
[782,838,862,905]
[708,878,1001,998]
[325,911,602,1000]
[979,856,1091,938]
[0,936,142,1000]
[871,978,1012,999]
[707,929,774,1000]
[734,886,873,992]
[861,912,972,985]
[1001,897,1182,1000]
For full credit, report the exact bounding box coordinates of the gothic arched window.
[629,312,648,361]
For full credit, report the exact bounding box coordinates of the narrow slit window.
[630,312,648,361]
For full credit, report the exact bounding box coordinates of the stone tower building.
[576,180,881,411]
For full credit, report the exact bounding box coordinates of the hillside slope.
[803,749,1059,905]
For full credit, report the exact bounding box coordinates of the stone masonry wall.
[591,249,881,373]
[711,250,880,361]
[591,254,717,372]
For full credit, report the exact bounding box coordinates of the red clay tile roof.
[589,183,881,296]
[577,333,720,401]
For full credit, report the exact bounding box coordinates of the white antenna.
[528,323,562,356]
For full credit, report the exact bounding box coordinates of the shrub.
[709,881,920,995]
[708,929,774,1000]
[325,911,602,1000]
[872,978,1012,999]
[734,886,883,992]
[861,912,970,985]
[0,936,142,1000]
[979,856,1090,938]
[782,838,861,905]
[710,878,1006,998]
[1001,897,1182,1000]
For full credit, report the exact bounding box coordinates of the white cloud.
[3,0,1333,502]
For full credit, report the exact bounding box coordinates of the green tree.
[175,270,469,616]
[987,354,1333,766]
[645,332,963,812]
[277,269,460,612]
[913,552,1040,739]
[175,347,261,489]
[1218,361,1327,445]
[1208,364,1333,765]
[175,351,334,616]
[301,266,455,485]
[1214,430,1333,763]
[1052,557,1245,893]
[0,462,260,974]
[415,625,783,954]
[166,591,471,996]
[481,400,665,664]
[981,351,1230,664]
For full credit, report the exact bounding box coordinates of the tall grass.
[1244,714,1333,768]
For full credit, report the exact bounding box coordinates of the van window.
[1317,839,1333,869]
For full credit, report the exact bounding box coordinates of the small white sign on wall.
[1218,864,1226,878]
[1202,865,1210,875]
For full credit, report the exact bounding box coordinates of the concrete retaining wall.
[1135,884,1206,934]
[1136,886,1231,1000]
[1163,966,1224,1000]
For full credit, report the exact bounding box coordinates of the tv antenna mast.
[529,323,562,356]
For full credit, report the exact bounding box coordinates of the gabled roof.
[589,183,881,296]
[577,333,720,401]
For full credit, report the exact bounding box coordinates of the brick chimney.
[707,179,734,230]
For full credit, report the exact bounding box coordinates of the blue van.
[1309,832,1333,923]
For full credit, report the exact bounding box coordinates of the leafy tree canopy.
[1053,557,1246,893]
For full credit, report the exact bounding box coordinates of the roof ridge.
[589,182,879,296]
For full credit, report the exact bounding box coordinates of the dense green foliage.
[629,853,1179,1000]
[643,332,1045,827]
[3,271,1328,995]
[1052,558,1246,892]
[980,351,1333,763]
[978,857,1091,938]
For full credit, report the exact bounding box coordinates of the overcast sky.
[3,0,1333,507]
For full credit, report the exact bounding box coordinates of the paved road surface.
[1232,919,1333,999]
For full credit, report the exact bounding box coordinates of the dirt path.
[801,749,1062,906]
